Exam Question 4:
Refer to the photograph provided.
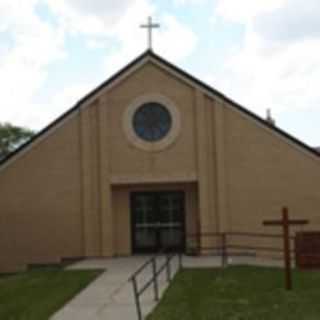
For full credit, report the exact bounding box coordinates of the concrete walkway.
[51,255,284,320]
[51,256,180,320]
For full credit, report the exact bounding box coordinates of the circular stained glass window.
[133,102,172,142]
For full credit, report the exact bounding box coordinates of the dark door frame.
[130,190,186,254]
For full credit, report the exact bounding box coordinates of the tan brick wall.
[223,105,320,255]
[0,116,83,272]
[1,57,320,271]
[105,63,197,180]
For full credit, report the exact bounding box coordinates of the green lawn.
[148,266,320,320]
[0,268,101,320]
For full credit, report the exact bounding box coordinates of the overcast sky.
[0,0,320,146]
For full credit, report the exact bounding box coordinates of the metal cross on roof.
[140,16,160,51]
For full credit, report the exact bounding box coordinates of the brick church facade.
[0,50,319,273]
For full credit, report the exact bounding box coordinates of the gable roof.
[0,49,319,170]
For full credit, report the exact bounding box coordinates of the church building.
[1,49,320,273]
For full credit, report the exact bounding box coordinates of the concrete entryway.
[51,256,180,320]
[51,255,284,320]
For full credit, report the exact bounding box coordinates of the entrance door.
[131,191,185,253]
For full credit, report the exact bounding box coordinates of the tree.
[0,122,35,160]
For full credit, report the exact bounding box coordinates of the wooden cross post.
[263,207,308,290]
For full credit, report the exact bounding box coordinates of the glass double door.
[131,191,185,253]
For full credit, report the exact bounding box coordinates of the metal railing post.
[132,277,142,320]
[130,252,182,320]
[221,233,227,267]
[166,254,171,282]
[152,257,159,301]
[178,252,182,270]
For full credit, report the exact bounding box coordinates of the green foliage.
[0,268,101,320]
[148,266,320,320]
[0,122,35,159]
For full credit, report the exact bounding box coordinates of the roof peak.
[0,48,319,170]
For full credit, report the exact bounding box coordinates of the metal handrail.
[129,251,183,320]
[188,231,295,240]
[186,231,300,267]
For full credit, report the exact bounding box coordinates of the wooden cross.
[263,207,308,290]
[140,16,160,50]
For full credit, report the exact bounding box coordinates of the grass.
[0,267,102,320]
[147,266,320,320]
